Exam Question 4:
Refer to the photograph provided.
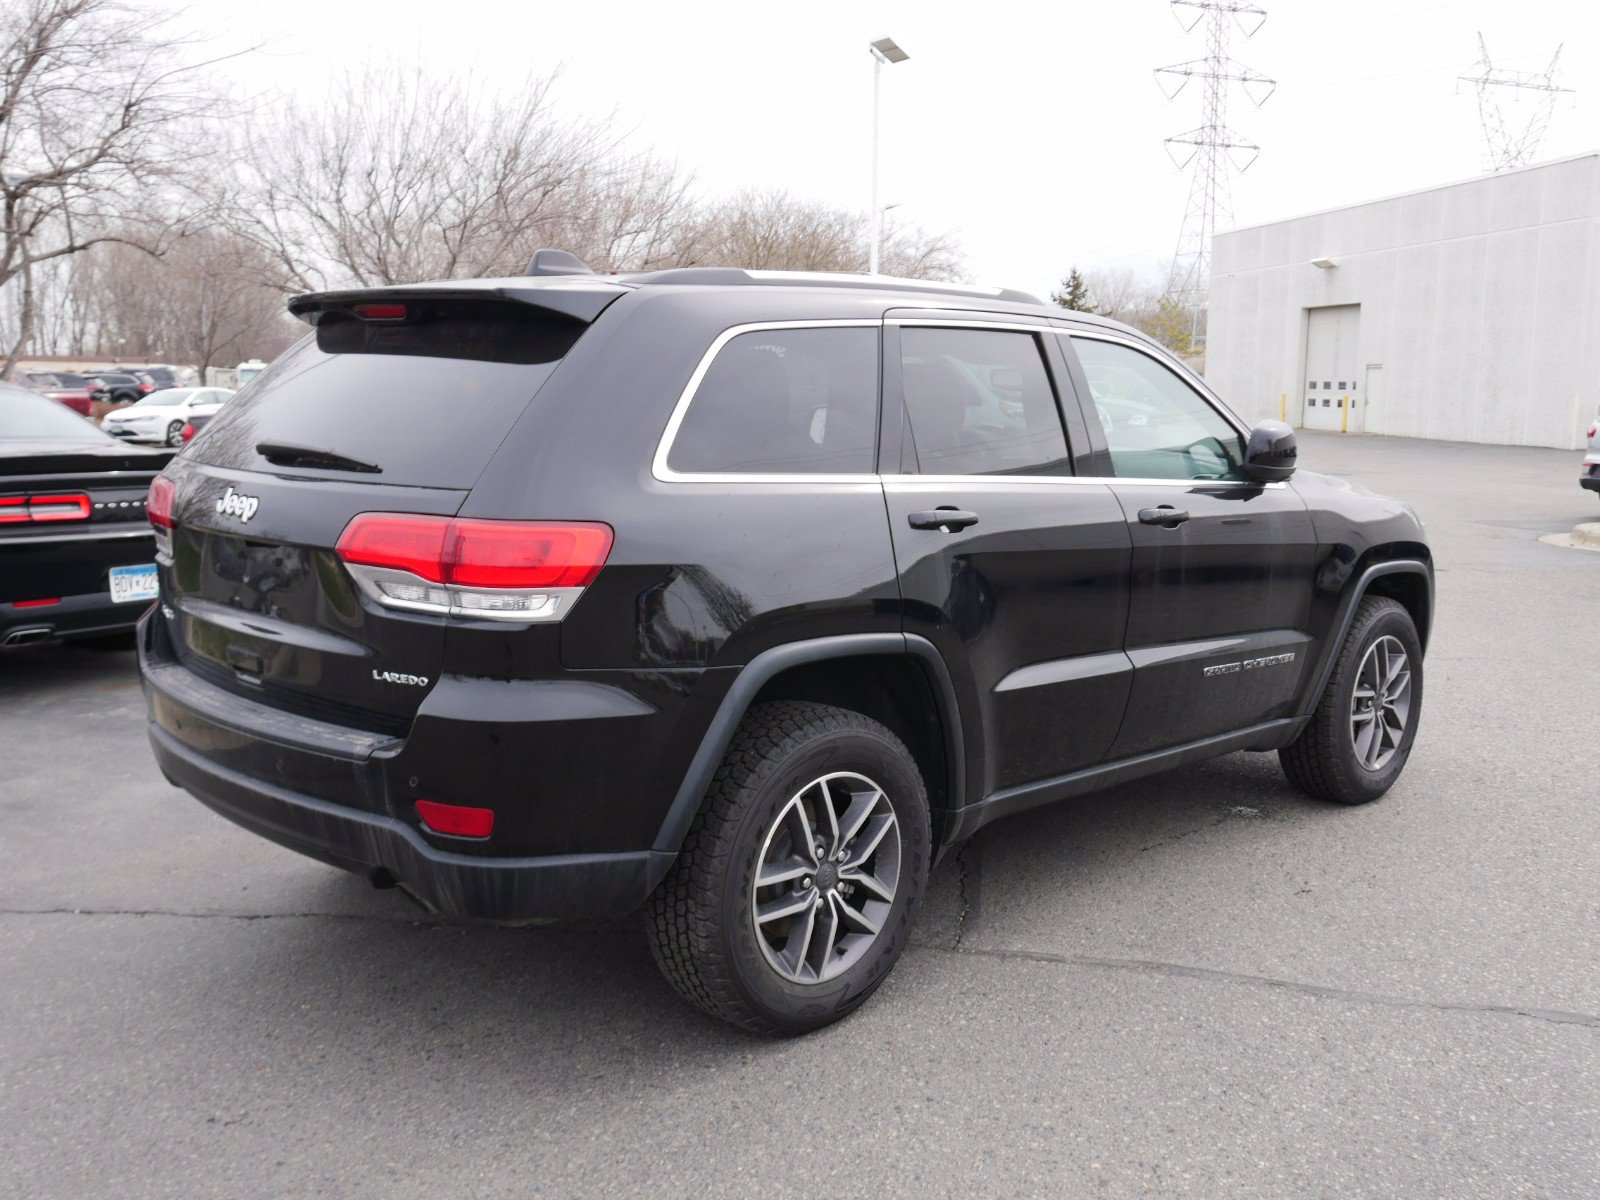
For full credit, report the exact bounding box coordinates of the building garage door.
[1303,305,1360,431]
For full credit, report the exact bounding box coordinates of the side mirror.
[1242,419,1297,482]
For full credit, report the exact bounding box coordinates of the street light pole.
[868,37,909,276]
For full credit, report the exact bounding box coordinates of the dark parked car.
[85,372,149,405]
[1,383,172,648]
[138,260,1433,1033]
[18,371,95,416]
[137,367,184,391]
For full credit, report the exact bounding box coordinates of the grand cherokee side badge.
[216,485,259,523]
[1204,652,1295,677]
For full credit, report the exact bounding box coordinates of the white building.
[1207,152,1599,449]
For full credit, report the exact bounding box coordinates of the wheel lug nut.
[800,876,812,890]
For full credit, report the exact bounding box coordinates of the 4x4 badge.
[216,485,259,523]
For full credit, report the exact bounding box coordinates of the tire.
[165,420,184,448]
[645,700,931,1035]
[1280,596,1423,805]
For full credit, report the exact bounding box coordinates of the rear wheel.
[645,701,930,1035]
[1280,596,1422,804]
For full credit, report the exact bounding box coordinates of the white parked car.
[1582,416,1600,505]
[102,387,235,447]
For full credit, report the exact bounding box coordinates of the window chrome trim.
[881,474,1285,490]
[885,317,1053,334]
[651,319,884,485]
[650,315,1286,490]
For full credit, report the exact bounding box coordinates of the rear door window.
[898,326,1072,476]
[191,300,587,489]
[666,325,880,475]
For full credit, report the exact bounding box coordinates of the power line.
[1155,0,1275,342]
[1459,32,1572,171]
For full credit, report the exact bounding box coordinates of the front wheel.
[1280,596,1423,804]
[645,701,930,1035]
[164,420,184,447]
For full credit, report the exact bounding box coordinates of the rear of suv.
[140,260,1432,1034]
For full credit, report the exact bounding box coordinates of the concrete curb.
[1538,522,1600,552]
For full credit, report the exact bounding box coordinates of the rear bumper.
[1581,469,1599,494]
[138,612,678,920]
[149,721,670,920]
[2,528,159,644]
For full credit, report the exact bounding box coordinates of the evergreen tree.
[1050,267,1094,312]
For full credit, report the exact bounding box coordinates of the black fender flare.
[1298,558,1433,718]
[650,633,965,857]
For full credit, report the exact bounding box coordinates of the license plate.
[109,563,159,604]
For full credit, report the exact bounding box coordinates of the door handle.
[1138,506,1190,527]
[908,508,980,532]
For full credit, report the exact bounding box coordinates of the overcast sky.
[191,0,1598,299]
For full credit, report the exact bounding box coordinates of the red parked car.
[18,372,94,417]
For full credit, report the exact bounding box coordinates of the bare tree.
[689,189,964,280]
[234,65,702,290]
[1081,267,1148,324]
[0,0,237,371]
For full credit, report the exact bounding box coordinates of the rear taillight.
[146,476,176,529]
[336,513,613,623]
[0,493,91,523]
[180,422,196,444]
[1589,422,1598,439]
[147,476,176,559]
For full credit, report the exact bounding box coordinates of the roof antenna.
[524,249,595,277]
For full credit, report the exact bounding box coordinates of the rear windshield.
[190,300,587,489]
[1,387,107,438]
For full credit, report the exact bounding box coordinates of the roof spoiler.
[287,281,624,326]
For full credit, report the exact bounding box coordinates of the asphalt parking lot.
[3,430,1597,1199]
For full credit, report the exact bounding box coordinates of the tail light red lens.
[336,514,613,589]
[180,422,195,444]
[337,514,452,581]
[448,520,614,589]
[414,799,494,838]
[147,476,176,530]
[29,493,91,522]
[0,493,90,523]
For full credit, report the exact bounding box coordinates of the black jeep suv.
[138,261,1432,1034]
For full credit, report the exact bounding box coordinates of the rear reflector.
[336,513,613,623]
[146,476,176,530]
[14,597,59,608]
[414,799,494,838]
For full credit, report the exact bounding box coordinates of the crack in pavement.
[950,835,982,950]
[7,905,1595,1032]
[0,905,433,926]
[941,943,1600,1030]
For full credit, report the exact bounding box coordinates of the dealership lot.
[2,430,1596,1199]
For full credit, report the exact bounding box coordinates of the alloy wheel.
[750,771,900,985]
[1350,634,1412,771]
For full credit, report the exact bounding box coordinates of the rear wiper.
[255,441,382,474]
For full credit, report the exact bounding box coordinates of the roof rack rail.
[621,267,1042,307]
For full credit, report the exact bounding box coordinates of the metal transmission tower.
[1156,1,1275,337]
[1460,33,1572,172]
